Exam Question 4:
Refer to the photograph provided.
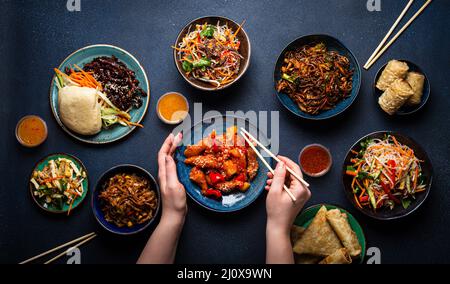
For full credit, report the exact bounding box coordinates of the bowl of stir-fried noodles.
[92,165,160,235]
[274,34,361,120]
[173,16,251,91]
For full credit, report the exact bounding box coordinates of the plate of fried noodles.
[92,165,160,235]
[274,34,361,120]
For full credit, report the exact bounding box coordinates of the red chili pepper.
[203,189,222,199]
[359,196,369,203]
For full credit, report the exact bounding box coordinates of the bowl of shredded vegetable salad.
[342,131,433,220]
[173,16,251,91]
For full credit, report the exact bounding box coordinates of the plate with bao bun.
[50,44,150,144]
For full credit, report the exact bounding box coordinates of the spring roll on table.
[378,79,414,115]
[376,60,409,91]
[325,209,362,258]
[406,71,425,106]
[293,206,343,256]
[319,248,352,264]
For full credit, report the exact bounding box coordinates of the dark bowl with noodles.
[92,165,160,235]
[274,34,361,120]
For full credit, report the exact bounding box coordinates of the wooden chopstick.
[240,131,297,202]
[365,0,433,70]
[19,232,96,264]
[44,234,97,264]
[240,128,310,188]
[363,0,415,69]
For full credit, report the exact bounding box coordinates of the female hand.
[137,133,187,264]
[265,156,311,264]
[158,133,187,225]
[265,156,311,235]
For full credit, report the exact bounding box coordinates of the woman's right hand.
[265,156,311,235]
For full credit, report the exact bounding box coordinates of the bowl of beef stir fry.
[173,16,251,91]
[92,165,160,235]
[274,34,361,120]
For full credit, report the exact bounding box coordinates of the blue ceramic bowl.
[274,34,361,120]
[175,115,271,212]
[373,60,430,115]
[50,44,150,144]
[92,165,160,235]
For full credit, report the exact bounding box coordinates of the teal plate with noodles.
[49,44,150,144]
[29,153,89,214]
[294,204,366,263]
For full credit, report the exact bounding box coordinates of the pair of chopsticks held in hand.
[364,0,432,70]
[19,232,97,264]
[240,128,309,203]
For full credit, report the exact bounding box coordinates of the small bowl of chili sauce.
[299,144,332,178]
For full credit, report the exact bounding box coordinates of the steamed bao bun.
[58,86,102,136]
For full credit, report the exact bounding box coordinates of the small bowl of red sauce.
[299,144,332,178]
[15,115,48,148]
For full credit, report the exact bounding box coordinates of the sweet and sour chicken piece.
[184,155,221,169]
[184,145,207,158]
[189,167,208,191]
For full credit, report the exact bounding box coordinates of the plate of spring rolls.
[374,60,430,115]
[291,204,366,264]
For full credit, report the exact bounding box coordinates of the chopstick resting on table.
[364,0,433,70]
[240,128,310,188]
[240,131,297,202]
[19,232,97,264]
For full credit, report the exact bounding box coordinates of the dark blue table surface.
[1,0,449,264]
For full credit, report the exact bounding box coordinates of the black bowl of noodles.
[92,165,161,235]
[274,34,361,120]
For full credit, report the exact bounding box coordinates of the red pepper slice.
[359,196,369,203]
[212,142,220,153]
[235,173,247,183]
[208,172,225,184]
[387,160,396,185]
[203,188,222,199]
[211,133,220,153]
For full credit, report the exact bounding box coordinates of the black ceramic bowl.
[274,34,361,120]
[92,165,161,235]
[342,131,433,220]
[374,60,430,115]
[173,16,251,91]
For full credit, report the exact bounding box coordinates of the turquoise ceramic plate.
[49,44,150,144]
[175,115,271,212]
[29,153,89,214]
[294,204,366,263]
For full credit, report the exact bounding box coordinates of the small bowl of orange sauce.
[16,115,48,148]
[299,144,332,178]
[157,92,189,125]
